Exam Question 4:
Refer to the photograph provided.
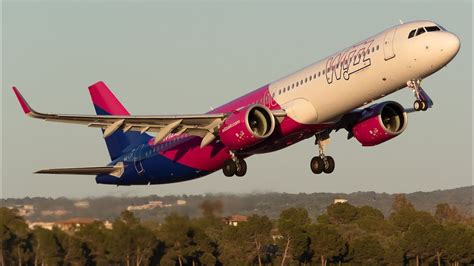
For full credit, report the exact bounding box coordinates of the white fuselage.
[268,20,460,126]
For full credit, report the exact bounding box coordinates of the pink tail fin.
[88,81,130,115]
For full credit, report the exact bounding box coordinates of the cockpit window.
[408,29,416,38]
[415,27,426,36]
[425,26,441,32]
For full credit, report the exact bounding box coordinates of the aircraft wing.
[13,87,286,148]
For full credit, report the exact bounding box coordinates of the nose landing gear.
[311,132,335,174]
[407,79,433,111]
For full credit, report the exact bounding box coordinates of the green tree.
[307,224,346,266]
[351,205,388,235]
[348,235,384,265]
[390,208,436,232]
[64,236,87,266]
[435,203,463,224]
[382,235,405,265]
[240,215,273,266]
[424,223,448,266]
[444,224,474,265]
[277,208,311,265]
[75,221,108,265]
[0,207,33,265]
[391,194,414,212]
[158,213,194,266]
[32,227,63,266]
[106,210,158,266]
[403,222,434,266]
[326,202,359,225]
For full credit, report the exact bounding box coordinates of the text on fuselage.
[326,39,374,84]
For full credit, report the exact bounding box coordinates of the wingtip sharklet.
[12,86,33,114]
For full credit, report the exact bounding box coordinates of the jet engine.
[219,104,275,150]
[352,101,408,146]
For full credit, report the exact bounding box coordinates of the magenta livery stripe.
[88,81,130,115]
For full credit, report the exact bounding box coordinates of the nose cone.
[445,33,461,59]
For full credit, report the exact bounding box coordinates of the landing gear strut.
[223,152,247,177]
[311,133,335,174]
[407,79,433,111]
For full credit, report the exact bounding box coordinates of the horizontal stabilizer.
[35,163,124,177]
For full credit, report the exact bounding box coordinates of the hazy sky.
[1,1,472,199]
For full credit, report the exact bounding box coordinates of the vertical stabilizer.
[88,81,151,160]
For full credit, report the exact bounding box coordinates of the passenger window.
[376,45,379,50]
[283,88,286,92]
[371,47,374,53]
[309,76,312,81]
[278,89,281,95]
[305,78,307,83]
[296,81,299,87]
[313,74,317,79]
[322,70,325,74]
[408,29,416,38]
[287,86,290,91]
[318,72,320,77]
[301,79,303,84]
[416,27,426,36]
[292,84,294,89]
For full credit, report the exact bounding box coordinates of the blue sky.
[1,1,472,198]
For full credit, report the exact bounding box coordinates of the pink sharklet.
[12,87,32,114]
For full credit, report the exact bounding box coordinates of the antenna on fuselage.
[399,19,404,24]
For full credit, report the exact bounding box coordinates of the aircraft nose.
[444,33,461,59]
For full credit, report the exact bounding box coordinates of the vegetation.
[2,186,471,223]
[1,197,473,265]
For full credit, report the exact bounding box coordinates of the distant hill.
[1,186,472,222]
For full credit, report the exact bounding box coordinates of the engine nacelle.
[352,101,408,146]
[219,104,275,150]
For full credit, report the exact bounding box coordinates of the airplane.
[13,20,460,186]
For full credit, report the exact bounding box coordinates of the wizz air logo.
[325,39,374,84]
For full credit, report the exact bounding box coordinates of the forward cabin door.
[383,28,397,60]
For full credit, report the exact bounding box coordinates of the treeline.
[1,195,473,266]
[3,186,472,222]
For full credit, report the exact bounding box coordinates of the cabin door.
[383,28,397,60]
[133,145,145,175]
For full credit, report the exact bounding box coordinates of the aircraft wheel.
[310,156,325,174]
[421,101,428,111]
[235,159,247,177]
[323,156,335,174]
[413,100,423,111]
[223,160,236,177]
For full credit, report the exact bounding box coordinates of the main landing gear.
[223,152,247,177]
[407,79,433,111]
[310,133,335,174]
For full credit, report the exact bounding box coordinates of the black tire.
[310,157,324,174]
[235,159,247,177]
[323,156,335,174]
[421,101,428,111]
[223,160,236,177]
[413,100,422,111]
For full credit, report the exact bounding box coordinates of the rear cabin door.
[133,145,145,175]
[383,28,397,60]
